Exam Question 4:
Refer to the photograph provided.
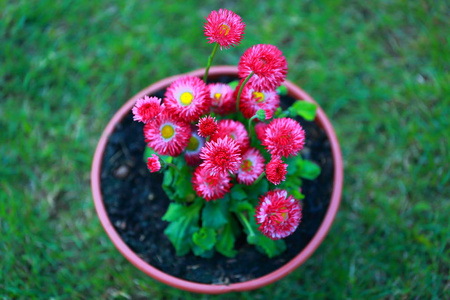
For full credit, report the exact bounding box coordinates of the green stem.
[247,115,257,138]
[203,43,219,83]
[236,211,256,238]
[236,72,254,112]
[253,171,266,186]
[165,162,179,172]
[278,110,289,118]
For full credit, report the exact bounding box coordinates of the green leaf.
[246,214,287,258]
[162,202,187,222]
[191,244,214,258]
[228,80,240,90]
[230,200,253,214]
[284,156,300,175]
[276,85,288,96]
[299,160,321,180]
[231,186,247,201]
[162,168,174,188]
[202,199,228,229]
[193,227,216,250]
[245,179,269,200]
[254,234,286,258]
[161,167,176,200]
[162,201,202,256]
[216,220,237,257]
[289,101,317,121]
[291,188,305,200]
[144,147,172,164]
[173,165,195,201]
[162,161,195,202]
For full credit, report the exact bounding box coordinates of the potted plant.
[91,9,343,294]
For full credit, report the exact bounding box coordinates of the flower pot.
[91,65,343,294]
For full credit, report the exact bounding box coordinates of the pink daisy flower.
[192,165,233,201]
[132,96,163,123]
[143,111,191,157]
[208,83,235,115]
[263,117,305,158]
[255,189,302,240]
[164,76,211,122]
[147,154,161,173]
[184,131,205,166]
[238,44,288,91]
[237,148,265,185]
[254,122,268,142]
[266,156,287,185]
[204,9,245,50]
[235,79,280,119]
[211,120,250,154]
[200,136,242,175]
[197,115,218,138]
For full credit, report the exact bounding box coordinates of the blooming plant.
[132,9,321,258]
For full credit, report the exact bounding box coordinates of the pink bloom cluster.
[255,190,302,240]
[131,9,309,241]
[204,9,245,50]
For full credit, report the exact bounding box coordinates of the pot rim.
[91,65,343,294]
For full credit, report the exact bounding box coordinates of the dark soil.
[100,76,334,284]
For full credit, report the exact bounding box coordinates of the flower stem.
[236,72,254,112]
[236,211,256,241]
[165,162,179,172]
[203,43,219,83]
[247,115,257,138]
[253,171,266,186]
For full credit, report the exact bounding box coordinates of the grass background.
[1,0,449,298]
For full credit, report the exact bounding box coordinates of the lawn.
[1,0,448,299]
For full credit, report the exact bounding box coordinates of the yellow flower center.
[241,159,253,172]
[253,92,265,103]
[273,207,288,224]
[161,125,175,139]
[219,23,230,36]
[180,92,193,106]
[214,93,222,100]
[186,136,199,151]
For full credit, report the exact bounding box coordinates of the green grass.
[1,0,448,298]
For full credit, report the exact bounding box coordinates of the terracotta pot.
[91,66,343,294]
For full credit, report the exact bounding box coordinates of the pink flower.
[254,122,268,142]
[197,115,218,137]
[143,111,191,156]
[200,136,242,175]
[146,154,161,173]
[255,189,302,240]
[184,131,205,166]
[192,165,233,201]
[238,44,288,91]
[235,79,280,119]
[263,117,305,158]
[237,148,265,185]
[209,83,235,115]
[164,76,211,122]
[204,9,245,50]
[211,119,250,154]
[132,96,163,123]
[265,156,287,185]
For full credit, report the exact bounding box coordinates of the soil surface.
[100,76,334,284]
